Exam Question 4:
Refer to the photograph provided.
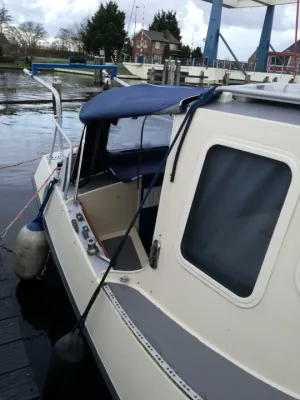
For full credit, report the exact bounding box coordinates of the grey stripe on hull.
[107,283,296,400]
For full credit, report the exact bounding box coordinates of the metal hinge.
[149,240,161,269]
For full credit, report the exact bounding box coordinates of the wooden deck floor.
[0,254,40,400]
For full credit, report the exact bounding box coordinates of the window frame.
[175,137,300,308]
[143,40,148,48]
[155,41,160,49]
[136,40,141,48]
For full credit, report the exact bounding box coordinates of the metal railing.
[23,62,119,200]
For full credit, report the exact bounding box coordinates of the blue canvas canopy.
[79,84,210,123]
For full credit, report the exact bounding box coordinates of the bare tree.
[18,21,47,47]
[0,5,12,33]
[4,25,23,46]
[55,28,72,51]
[69,17,88,52]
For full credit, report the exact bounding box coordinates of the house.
[132,29,181,64]
[283,40,300,53]
[0,32,9,50]
[248,40,300,71]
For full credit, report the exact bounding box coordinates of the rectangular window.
[143,40,147,48]
[136,40,141,48]
[169,43,178,50]
[155,41,160,49]
[181,145,291,298]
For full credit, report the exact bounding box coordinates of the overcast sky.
[4,0,300,60]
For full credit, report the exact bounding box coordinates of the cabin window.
[181,145,291,298]
[107,115,173,152]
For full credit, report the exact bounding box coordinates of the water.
[0,71,113,398]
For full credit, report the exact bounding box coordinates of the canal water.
[0,71,113,398]
[0,70,173,398]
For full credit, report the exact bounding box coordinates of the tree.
[56,28,72,51]
[149,10,181,41]
[192,46,202,59]
[122,36,132,61]
[4,25,25,47]
[69,18,88,52]
[180,44,191,59]
[82,1,126,57]
[0,5,12,33]
[18,21,47,47]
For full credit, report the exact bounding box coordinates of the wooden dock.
[0,254,40,400]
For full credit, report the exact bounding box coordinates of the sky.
[4,0,300,61]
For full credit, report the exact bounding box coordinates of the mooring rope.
[0,156,43,170]
[0,146,79,171]
[0,168,58,240]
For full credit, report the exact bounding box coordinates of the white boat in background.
[30,74,300,400]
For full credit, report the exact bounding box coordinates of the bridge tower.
[203,0,295,72]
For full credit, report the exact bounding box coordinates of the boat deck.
[0,254,40,400]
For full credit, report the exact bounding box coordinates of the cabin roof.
[79,84,209,123]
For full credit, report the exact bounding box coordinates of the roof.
[283,40,300,53]
[79,84,210,123]
[269,51,300,57]
[134,29,180,44]
[0,33,9,46]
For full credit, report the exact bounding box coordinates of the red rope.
[0,168,57,239]
[0,156,43,170]
[294,0,300,77]
[0,145,79,171]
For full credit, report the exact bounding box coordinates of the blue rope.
[35,178,58,222]
[170,87,220,182]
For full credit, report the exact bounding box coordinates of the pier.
[0,254,39,400]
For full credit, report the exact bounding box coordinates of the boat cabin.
[35,82,300,400]
[66,85,207,269]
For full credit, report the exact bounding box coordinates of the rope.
[0,145,79,171]
[0,156,43,170]
[0,168,57,240]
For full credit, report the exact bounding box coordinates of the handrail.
[217,84,300,104]
[113,76,130,87]
[23,63,121,202]
[52,118,73,200]
[24,67,63,156]
[31,62,118,77]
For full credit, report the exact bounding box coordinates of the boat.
[32,78,300,400]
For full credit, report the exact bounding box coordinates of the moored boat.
[33,79,300,400]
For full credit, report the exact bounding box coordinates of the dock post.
[222,71,230,86]
[175,60,181,85]
[94,56,101,85]
[203,0,223,67]
[199,71,205,86]
[162,59,169,85]
[256,6,275,72]
[149,67,155,84]
[168,60,176,85]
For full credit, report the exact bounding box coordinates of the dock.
[0,254,40,400]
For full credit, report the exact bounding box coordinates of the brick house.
[132,29,181,63]
[0,33,9,53]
